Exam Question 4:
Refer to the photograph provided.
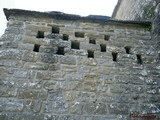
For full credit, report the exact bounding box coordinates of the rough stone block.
[22,36,50,45]
[7,20,24,28]
[50,39,71,47]
[80,42,100,51]
[43,100,69,114]
[9,113,44,120]
[43,81,69,90]
[110,84,132,93]
[83,102,107,115]
[92,67,110,75]
[64,91,78,101]
[36,71,51,80]
[5,27,25,35]
[100,93,115,102]
[28,81,42,89]
[0,98,23,112]
[40,53,58,63]
[13,70,28,78]
[24,62,49,70]
[0,60,24,68]
[108,104,129,114]
[25,100,42,113]
[115,94,130,103]
[0,88,17,97]
[48,91,63,101]
[84,58,98,66]
[0,49,23,60]
[61,65,77,72]
[84,80,99,92]
[39,46,57,53]
[38,90,48,100]
[18,89,38,99]
[60,56,76,65]
[65,73,83,81]
[22,51,39,62]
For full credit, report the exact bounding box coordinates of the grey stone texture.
[0,8,159,119]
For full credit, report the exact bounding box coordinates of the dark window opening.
[104,35,110,41]
[125,46,131,54]
[36,31,44,38]
[57,47,64,55]
[71,41,80,49]
[75,32,84,38]
[52,26,60,34]
[88,50,94,58]
[63,34,69,41]
[136,54,143,64]
[100,44,106,52]
[112,52,118,61]
[33,44,40,52]
[89,38,96,44]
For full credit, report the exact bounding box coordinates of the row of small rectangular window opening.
[37,29,110,41]
[33,44,142,64]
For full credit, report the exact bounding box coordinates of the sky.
[0,0,118,36]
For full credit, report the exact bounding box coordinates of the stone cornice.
[4,8,151,26]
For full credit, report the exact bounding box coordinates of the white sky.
[0,0,118,36]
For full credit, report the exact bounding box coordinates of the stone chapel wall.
[0,9,159,120]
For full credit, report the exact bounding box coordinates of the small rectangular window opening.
[33,44,40,52]
[52,26,60,34]
[89,38,96,44]
[88,50,94,58]
[71,41,80,49]
[100,44,106,52]
[112,52,118,61]
[57,47,64,55]
[104,35,110,41]
[136,54,143,64]
[125,46,131,54]
[75,32,84,38]
[36,31,44,38]
[63,34,69,41]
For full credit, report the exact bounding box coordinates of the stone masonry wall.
[0,9,160,120]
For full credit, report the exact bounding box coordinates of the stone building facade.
[0,8,159,120]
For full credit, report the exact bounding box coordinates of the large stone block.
[24,62,49,70]
[83,102,107,115]
[43,81,69,90]
[65,73,83,81]
[60,56,76,65]
[108,104,129,114]
[40,53,58,63]
[0,98,23,112]
[18,89,38,99]
[0,49,23,60]
[22,51,39,62]
[24,100,42,113]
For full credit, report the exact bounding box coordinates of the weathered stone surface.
[60,56,76,65]
[65,73,83,81]
[40,53,58,63]
[24,62,49,70]
[0,49,23,60]
[0,98,23,112]
[108,104,129,114]
[18,89,39,99]
[84,102,107,114]
[0,7,159,120]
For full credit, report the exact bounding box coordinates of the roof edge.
[3,8,151,26]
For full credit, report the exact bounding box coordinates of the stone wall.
[0,9,160,120]
[112,0,160,55]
